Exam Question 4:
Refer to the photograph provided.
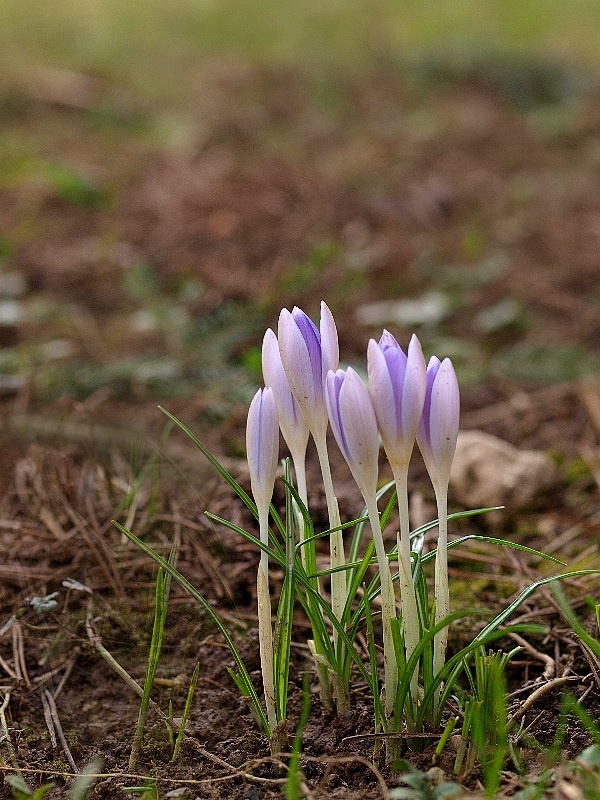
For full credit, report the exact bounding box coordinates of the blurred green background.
[2,0,600,103]
[1,0,600,418]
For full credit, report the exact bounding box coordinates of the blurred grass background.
[1,0,600,104]
[1,0,600,409]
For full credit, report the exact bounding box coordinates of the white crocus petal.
[326,368,379,500]
[246,387,279,518]
[262,328,309,460]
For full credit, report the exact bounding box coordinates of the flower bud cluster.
[247,301,460,512]
[246,301,460,730]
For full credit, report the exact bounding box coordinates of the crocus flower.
[367,331,426,471]
[368,332,425,718]
[416,356,460,493]
[262,328,309,472]
[416,355,460,698]
[326,367,399,717]
[325,367,380,500]
[246,387,279,520]
[277,302,339,439]
[246,386,279,734]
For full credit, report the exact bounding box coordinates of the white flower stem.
[433,484,450,712]
[364,492,398,720]
[291,451,309,572]
[258,509,277,733]
[292,449,334,708]
[392,465,420,719]
[314,433,346,638]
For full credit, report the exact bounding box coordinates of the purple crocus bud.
[325,368,380,499]
[367,331,426,472]
[416,356,460,492]
[246,387,279,516]
[262,328,309,461]
[277,302,339,438]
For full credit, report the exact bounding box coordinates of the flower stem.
[364,492,398,721]
[393,465,420,720]
[433,484,449,713]
[292,450,333,708]
[258,511,277,733]
[291,452,309,572]
[314,433,346,636]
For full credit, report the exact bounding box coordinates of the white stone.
[449,430,558,517]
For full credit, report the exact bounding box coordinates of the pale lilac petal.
[327,367,379,498]
[367,338,398,445]
[369,332,425,470]
[384,345,408,424]
[291,306,322,392]
[417,355,442,460]
[326,369,349,461]
[339,368,379,495]
[400,334,426,447]
[278,308,317,412]
[319,301,339,380]
[262,328,309,459]
[246,387,279,513]
[428,358,460,484]
[379,329,399,351]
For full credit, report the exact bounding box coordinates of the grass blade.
[129,545,175,770]
[172,663,200,762]
[112,520,270,736]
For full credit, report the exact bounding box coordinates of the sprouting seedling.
[368,331,426,717]
[246,386,280,733]
[325,366,398,720]
[416,355,460,708]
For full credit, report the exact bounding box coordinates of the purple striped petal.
[368,332,426,470]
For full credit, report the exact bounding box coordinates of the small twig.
[0,615,19,640]
[43,689,77,772]
[577,639,600,690]
[509,632,555,680]
[33,647,81,700]
[49,650,79,700]
[0,653,16,680]
[40,691,58,748]
[85,604,147,699]
[510,676,578,722]
[579,683,594,704]
[0,693,19,772]
[341,731,443,742]
[12,624,32,689]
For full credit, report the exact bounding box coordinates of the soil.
[0,61,599,798]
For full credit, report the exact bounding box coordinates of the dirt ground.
[0,61,600,798]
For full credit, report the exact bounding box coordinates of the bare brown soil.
[0,63,599,798]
